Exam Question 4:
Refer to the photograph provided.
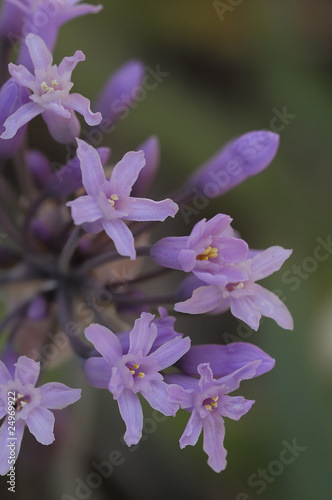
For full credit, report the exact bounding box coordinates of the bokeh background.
[1,0,332,499]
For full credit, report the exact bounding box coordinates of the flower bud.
[131,136,160,197]
[26,150,53,187]
[0,78,30,159]
[185,131,280,198]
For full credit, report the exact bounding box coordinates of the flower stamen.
[108,194,119,206]
[196,246,219,261]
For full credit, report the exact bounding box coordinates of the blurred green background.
[2,0,332,499]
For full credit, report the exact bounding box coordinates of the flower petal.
[85,323,122,365]
[202,414,227,472]
[25,406,55,445]
[39,383,81,409]
[67,195,103,225]
[1,101,42,139]
[178,343,275,378]
[141,380,178,416]
[128,312,156,356]
[84,357,112,388]
[117,389,143,446]
[0,418,25,476]
[65,93,102,126]
[42,109,80,144]
[8,63,35,90]
[250,246,292,281]
[250,284,294,330]
[76,139,106,196]
[58,51,85,77]
[167,381,195,408]
[14,356,40,386]
[109,151,145,197]
[220,395,255,421]
[152,336,191,370]
[123,197,178,222]
[25,33,53,70]
[102,218,136,260]
[230,295,261,331]
[0,360,12,386]
[179,411,202,448]
[175,285,221,314]
[216,360,262,394]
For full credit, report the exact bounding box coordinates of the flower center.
[127,363,145,379]
[14,392,31,412]
[226,282,244,292]
[196,246,219,261]
[40,80,59,94]
[108,194,119,207]
[203,395,219,411]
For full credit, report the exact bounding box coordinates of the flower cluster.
[0,1,293,476]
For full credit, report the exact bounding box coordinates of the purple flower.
[84,312,191,446]
[177,342,275,378]
[67,139,179,259]
[175,246,294,331]
[185,131,280,199]
[0,78,30,158]
[0,33,102,144]
[0,355,81,475]
[151,214,248,285]
[1,1,102,69]
[167,361,261,472]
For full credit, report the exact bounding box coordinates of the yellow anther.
[211,402,218,408]
[51,79,59,88]
[108,194,119,206]
[20,401,27,407]
[196,246,219,261]
[17,393,24,399]
[129,369,135,375]
[205,404,212,411]
[212,396,219,402]
[237,282,244,289]
[41,81,55,93]
[133,364,139,369]
[138,372,145,378]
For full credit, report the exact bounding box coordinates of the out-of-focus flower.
[0,34,102,144]
[0,356,81,475]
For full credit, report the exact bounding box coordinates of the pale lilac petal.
[193,268,229,287]
[84,357,112,388]
[118,389,143,446]
[108,366,126,399]
[202,415,227,472]
[82,220,103,234]
[84,323,122,365]
[102,219,136,260]
[25,33,53,70]
[14,356,40,386]
[219,237,248,263]
[178,343,275,378]
[57,4,103,25]
[197,363,215,390]
[76,139,106,196]
[109,151,146,197]
[167,383,195,410]
[0,418,25,476]
[66,195,103,225]
[204,213,232,237]
[230,295,261,331]
[42,109,80,144]
[250,246,292,281]
[65,93,102,126]
[175,285,221,314]
[150,236,189,271]
[0,361,12,386]
[128,313,156,356]
[26,406,55,445]
[39,383,81,409]
[1,101,42,139]
[42,101,71,119]
[179,411,202,448]
[250,284,294,330]
[165,374,200,393]
[220,395,254,421]
[178,249,198,272]
[216,360,261,394]
[58,51,85,77]
[141,380,178,416]
[152,336,191,370]
[8,63,35,90]
[123,197,178,221]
